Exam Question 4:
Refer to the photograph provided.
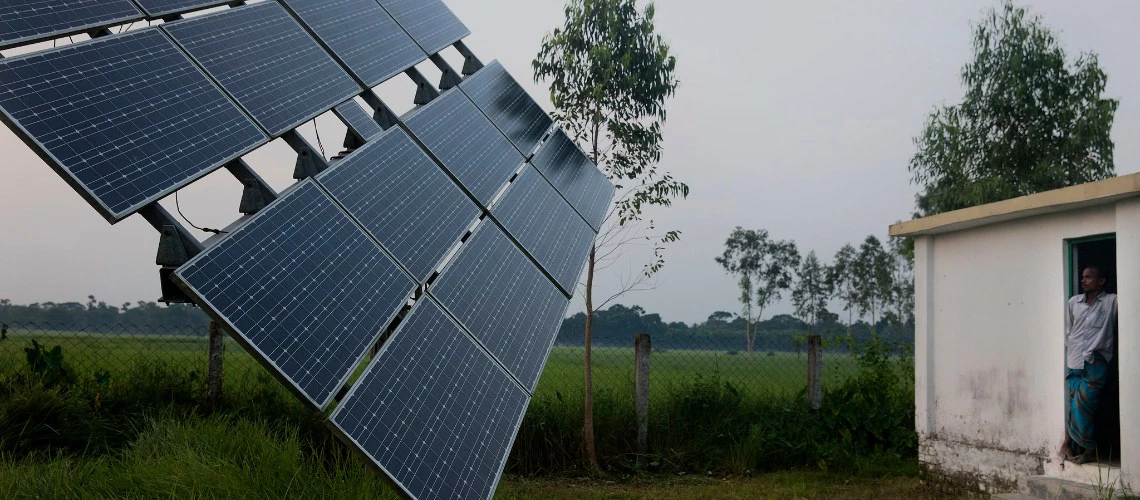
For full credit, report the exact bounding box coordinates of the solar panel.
[375,0,469,55]
[131,0,231,18]
[174,181,416,409]
[279,0,426,87]
[333,101,383,141]
[162,2,362,136]
[0,28,267,221]
[316,128,481,282]
[460,60,552,156]
[429,222,569,391]
[403,89,523,207]
[331,298,528,500]
[0,0,142,50]
[530,129,615,232]
[492,166,595,294]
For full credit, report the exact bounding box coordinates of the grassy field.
[1,331,859,403]
[0,412,931,499]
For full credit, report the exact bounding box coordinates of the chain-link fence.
[0,321,878,406]
[0,321,269,398]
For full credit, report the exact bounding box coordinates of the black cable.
[313,119,326,158]
[175,191,227,234]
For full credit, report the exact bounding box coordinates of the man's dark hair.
[1083,264,1105,280]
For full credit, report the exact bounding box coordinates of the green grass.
[0,331,914,476]
[538,345,859,403]
[0,411,929,499]
[1,332,860,406]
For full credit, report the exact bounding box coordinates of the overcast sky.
[1,0,1139,324]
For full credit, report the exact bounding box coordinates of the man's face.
[1081,268,1105,294]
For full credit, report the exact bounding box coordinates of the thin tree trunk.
[583,245,599,470]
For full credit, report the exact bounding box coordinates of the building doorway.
[1066,234,1119,462]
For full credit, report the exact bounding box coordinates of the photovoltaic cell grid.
[530,129,615,232]
[0,28,267,221]
[375,0,469,55]
[430,222,570,391]
[162,2,362,136]
[280,0,426,87]
[331,298,528,500]
[493,166,595,295]
[403,88,524,207]
[0,0,141,50]
[130,0,231,18]
[333,101,384,141]
[174,181,416,409]
[460,60,552,157]
[316,128,481,282]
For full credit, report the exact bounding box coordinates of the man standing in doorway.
[1060,265,1117,464]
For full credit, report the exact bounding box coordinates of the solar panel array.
[430,222,571,392]
[333,101,384,141]
[375,0,470,55]
[460,60,552,156]
[531,129,616,231]
[492,165,596,295]
[174,181,415,409]
[0,28,266,221]
[404,88,524,207]
[316,128,481,282]
[280,0,426,87]
[162,2,361,136]
[2,1,617,498]
[0,0,142,50]
[131,0,231,18]
[331,298,528,500]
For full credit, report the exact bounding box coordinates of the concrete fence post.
[634,333,651,464]
[206,320,224,411]
[807,335,823,410]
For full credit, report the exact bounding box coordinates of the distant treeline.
[0,296,210,332]
[0,297,913,351]
[556,304,914,352]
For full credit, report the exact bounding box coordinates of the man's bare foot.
[1072,449,1097,465]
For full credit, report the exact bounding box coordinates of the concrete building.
[890,173,1140,493]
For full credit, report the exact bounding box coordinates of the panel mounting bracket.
[454,41,483,76]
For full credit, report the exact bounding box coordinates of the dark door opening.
[1067,235,1119,462]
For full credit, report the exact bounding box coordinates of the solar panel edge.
[314,127,483,283]
[422,289,535,394]
[531,129,615,232]
[171,180,412,409]
[309,170,422,284]
[484,212,576,299]
[161,2,363,137]
[132,0,234,19]
[0,7,144,52]
[426,221,568,390]
[327,295,530,499]
[276,0,428,89]
[371,0,470,56]
[401,87,528,208]
[0,28,269,223]
[517,291,573,394]
[457,60,554,159]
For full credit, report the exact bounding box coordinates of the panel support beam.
[454,40,483,76]
[430,54,462,90]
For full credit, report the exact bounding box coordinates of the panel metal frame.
[276,0,428,89]
[0,27,269,222]
[171,180,416,410]
[327,295,530,500]
[0,0,143,50]
[160,1,363,138]
[427,220,574,392]
[129,0,234,19]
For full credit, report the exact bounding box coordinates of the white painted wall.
[915,203,1130,488]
